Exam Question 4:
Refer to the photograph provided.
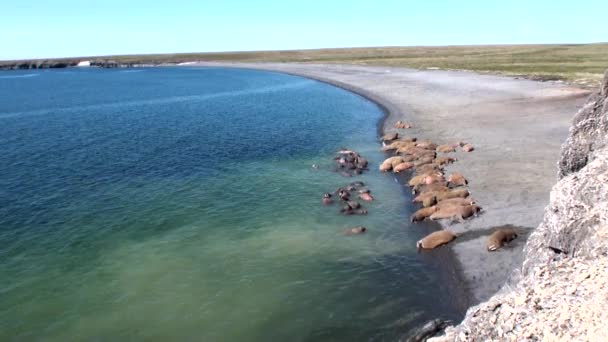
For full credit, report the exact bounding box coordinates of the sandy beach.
[193,62,590,307]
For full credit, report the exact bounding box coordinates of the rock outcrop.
[429,70,608,341]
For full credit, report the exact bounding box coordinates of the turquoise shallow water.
[0,67,456,340]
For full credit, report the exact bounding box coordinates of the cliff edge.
[430,70,608,341]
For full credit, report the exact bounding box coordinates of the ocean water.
[0,67,457,340]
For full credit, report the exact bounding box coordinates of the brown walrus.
[429,204,481,221]
[414,164,442,176]
[394,162,415,173]
[462,143,475,152]
[412,182,449,196]
[487,228,518,251]
[381,132,399,142]
[414,156,435,167]
[408,171,443,187]
[343,226,367,235]
[434,197,475,209]
[436,144,456,153]
[413,192,438,208]
[379,156,405,172]
[415,140,438,150]
[417,230,457,249]
[435,188,470,201]
[435,156,456,166]
[411,206,438,222]
[394,120,412,129]
[447,172,468,187]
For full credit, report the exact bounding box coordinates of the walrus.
[411,206,438,222]
[415,141,438,150]
[337,189,350,201]
[381,132,399,142]
[447,172,468,187]
[394,161,415,173]
[412,182,449,196]
[462,143,475,152]
[355,157,368,169]
[383,140,416,152]
[429,204,481,221]
[435,156,456,166]
[346,200,361,209]
[413,156,435,167]
[379,156,405,172]
[358,192,374,201]
[350,181,365,188]
[322,193,333,205]
[487,228,518,251]
[413,192,437,208]
[435,188,470,202]
[414,164,442,176]
[394,120,412,129]
[434,197,475,209]
[343,226,367,235]
[408,171,443,187]
[417,230,457,249]
[436,144,456,153]
[343,208,368,215]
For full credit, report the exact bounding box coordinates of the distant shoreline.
[186,62,591,313]
[2,43,607,88]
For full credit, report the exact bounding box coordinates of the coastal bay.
[193,62,590,307]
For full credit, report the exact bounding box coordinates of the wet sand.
[192,62,590,306]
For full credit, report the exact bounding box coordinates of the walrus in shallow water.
[321,193,333,205]
[417,230,457,249]
[343,226,367,235]
[411,206,438,222]
[487,228,518,251]
[358,192,374,202]
[430,204,481,221]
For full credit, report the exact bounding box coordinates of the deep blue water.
[0,67,456,341]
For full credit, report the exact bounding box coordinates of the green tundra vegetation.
[2,43,607,88]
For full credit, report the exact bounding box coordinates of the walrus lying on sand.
[487,228,518,251]
[381,132,399,142]
[461,143,475,152]
[379,156,406,172]
[435,188,470,201]
[394,120,412,129]
[393,161,415,173]
[436,144,456,153]
[434,197,475,209]
[343,226,367,235]
[435,156,456,166]
[447,172,468,187]
[417,230,457,249]
[429,204,481,221]
[411,206,438,222]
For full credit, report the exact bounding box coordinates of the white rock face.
[76,61,91,67]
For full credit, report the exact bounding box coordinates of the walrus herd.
[320,133,519,251]
[381,127,518,251]
[323,149,372,235]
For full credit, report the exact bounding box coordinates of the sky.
[1,0,607,60]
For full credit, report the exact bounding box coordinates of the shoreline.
[193,62,590,318]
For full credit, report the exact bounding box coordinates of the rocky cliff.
[429,70,608,341]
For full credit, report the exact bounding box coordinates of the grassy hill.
[2,43,607,88]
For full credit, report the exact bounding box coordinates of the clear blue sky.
[2,0,607,60]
